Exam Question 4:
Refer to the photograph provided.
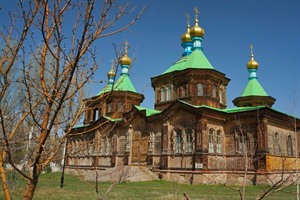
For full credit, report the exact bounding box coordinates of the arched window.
[186,129,193,153]
[273,132,281,154]
[101,137,106,154]
[216,130,222,153]
[93,109,99,121]
[118,101,124,111]
[219,88,224,104]
[161,86,166,102]
[209,129,214,153]
[175,129,182,153]
[112,135,118,153]
[238,134,249,154]
[212,85,217,98]
[197,83,203,96]
[287,135,293,156]
[107,102,112,113]
[106,137,112,154]
[166,85,172,101]
[180,86,186,98]
[239,136,245,153]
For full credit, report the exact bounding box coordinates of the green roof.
[114,74,137,92]
[134,105,161,117]
[73,123,89,129]
[98,84,113,95]
[241,78,268,97]
[178,100,265,113]
[97,74,137,95]
[163,56,188,74]
[103,116,122,122]
[224,106,266,113]
[162,49,214,75]
[182,49,214,70]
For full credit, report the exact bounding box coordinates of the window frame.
[161,86,166,102]
[197,83,204,96]
[175,129,183,154]
[166,85,172,101]
[185,129,193,153]
[287,135,293,156]
[216,130,222,154]
[208,129,214,153]
[212,85,217,98]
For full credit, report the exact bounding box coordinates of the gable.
[168,109,196,126]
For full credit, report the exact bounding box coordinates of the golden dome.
[119,54,131,65]
[246,45,259,69]
[247,54,259,69]
[190,19,205,37]
[181,25,191,43]
[107,67,115,77]
[119,40,132,65]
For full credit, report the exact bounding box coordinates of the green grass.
[1,172,298,199]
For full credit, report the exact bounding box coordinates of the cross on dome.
[247,44,259,70]
[107,59,116,77]
[124,40,129,54]
[250,44,254,56]
[194,7,199,20]
[190,6,205,38]
[186,13,190,26]
[119,40,132,66]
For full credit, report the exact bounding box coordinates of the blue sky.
[1,0,299,117]
[100,0,299,118]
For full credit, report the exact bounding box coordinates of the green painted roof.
[162,49,214,75]
[114,74,137,93]
[163,56,188,74]
[241,78,268,97]
[224,106,265,113]
[103,116,122,122]
[97,75,137,95]
[98,84,113,95]
[73,123,89,129]
[178,99,265,113]
[179,100,299,119]
[182,49,214,70]
[134,105,161,117]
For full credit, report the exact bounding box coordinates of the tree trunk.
[22,177,38,200]
[0,152,11,200]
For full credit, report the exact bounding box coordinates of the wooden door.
[131,132,149,165]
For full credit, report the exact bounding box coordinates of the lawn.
[1,172,298,199]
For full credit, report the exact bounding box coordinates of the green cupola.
[152,8,230,111]
[233,45,276,107]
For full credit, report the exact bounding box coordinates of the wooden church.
[65,10,300,185]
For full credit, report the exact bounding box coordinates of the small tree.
[225,112,300,200]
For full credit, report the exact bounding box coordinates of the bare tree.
[288,88,300,200]
[225,112,300,200]
[98,163,136,200]
[0,0,146,199]
[223,116,258,200]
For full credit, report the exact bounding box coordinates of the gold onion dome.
[247,45,259,69]
[119,41,132,65]
[247,55,259,69]
[181,25,192,43]
[119,53,131,65]
[107,66,115,77]
[190,7,205,37]
[190,19,205,37]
